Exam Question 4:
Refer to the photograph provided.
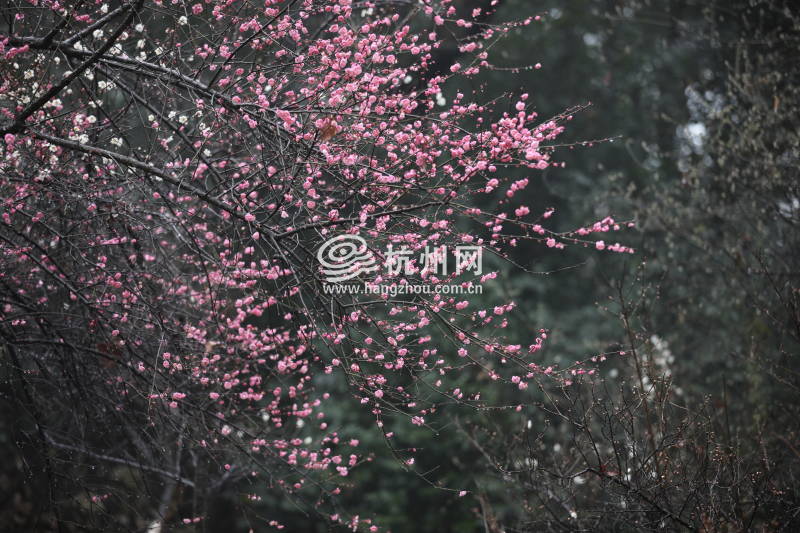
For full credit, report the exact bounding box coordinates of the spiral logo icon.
[317,235,378,283]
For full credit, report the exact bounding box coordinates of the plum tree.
[0,1,630,530]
